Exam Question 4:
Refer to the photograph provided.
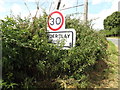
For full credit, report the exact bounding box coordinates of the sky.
[0,0,119,30]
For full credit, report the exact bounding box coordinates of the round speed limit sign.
[47,11,64,31]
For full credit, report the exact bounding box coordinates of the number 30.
[50,17,61,26]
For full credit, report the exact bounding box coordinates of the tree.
[104,11,120,30]
[103,11,120,36]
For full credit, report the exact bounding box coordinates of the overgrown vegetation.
[1,12,109,89]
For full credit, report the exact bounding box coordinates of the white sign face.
[47,11,76,49]
[47,11,65,31]
[48,29,76,49]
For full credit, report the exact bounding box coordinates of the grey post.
[118,1,120,11]
[84,0,88,23]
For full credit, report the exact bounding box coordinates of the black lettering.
[55,34,58,38]
[67,34,70,38]
[49,34,54,38]
[50,18,54,25]
[56,17,61,25]
[64,34,67,38]
[59,34,63,38]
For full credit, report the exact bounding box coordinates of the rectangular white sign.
[48,29,76,49]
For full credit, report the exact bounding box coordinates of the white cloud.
[0,0,4,5]
[24,0,52,3]
[91,0,113,5]
[29,8,44,17]
[91,0,102,5]
[89,0,119,30]
[0,6,5,12]
[0,0,6,12]
[11,3,22,15]
[89,10,110,30]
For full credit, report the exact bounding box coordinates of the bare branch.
[23,0,32,16]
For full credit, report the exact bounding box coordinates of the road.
[107,38,120,52]
[106,38,119,48]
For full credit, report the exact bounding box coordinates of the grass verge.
[89,40,119,88]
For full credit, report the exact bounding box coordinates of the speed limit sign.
[47,11,65,31]
[47,11,76,49]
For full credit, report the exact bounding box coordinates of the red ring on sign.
[48,11,64,31]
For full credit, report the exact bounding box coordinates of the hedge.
[1,14,108,89]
